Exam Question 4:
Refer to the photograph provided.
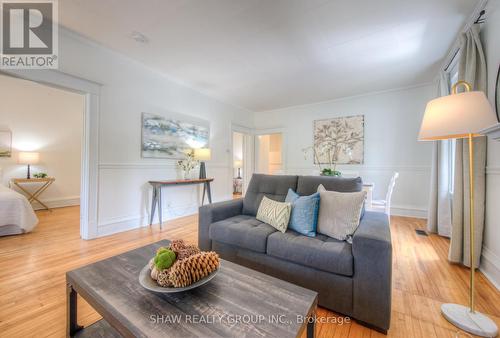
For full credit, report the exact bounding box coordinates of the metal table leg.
[67,283,83,337]
[201,183,206,206]
[206,182,212,204]
[307,316,315,338]
[158,185,163,230]
[149,185,158,226]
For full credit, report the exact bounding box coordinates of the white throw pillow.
[316,184,366,241]
[256,196,292,233]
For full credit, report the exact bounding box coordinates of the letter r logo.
[2,2,53,54]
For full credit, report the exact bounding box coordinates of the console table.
[148,178,214,229]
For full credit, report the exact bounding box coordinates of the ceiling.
[58,0,480,111]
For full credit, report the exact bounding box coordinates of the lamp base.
[199,162,206,179]
[441,303,498,337]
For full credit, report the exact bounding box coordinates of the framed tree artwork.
[313,115,364,164]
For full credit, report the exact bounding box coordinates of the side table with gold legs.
[10,177,56,211]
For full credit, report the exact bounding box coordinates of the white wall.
[480,0,500,289]
[254,83,437,217]
[56,29,254,237]
[0,75,83,209]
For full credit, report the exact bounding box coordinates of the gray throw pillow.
[317,184,366,241]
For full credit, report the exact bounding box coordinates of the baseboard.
[33,196,80,210]
[480,246,500,291]
[95,197,231,238]
[389,205,427,219]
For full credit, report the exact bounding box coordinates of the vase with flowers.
[177,150,198,179]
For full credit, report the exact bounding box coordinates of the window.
[447,54,459,194]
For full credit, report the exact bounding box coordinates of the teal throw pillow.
[285,189,320,237]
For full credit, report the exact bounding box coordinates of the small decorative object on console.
[145,239,219,290]
[177,151,198,179]
[33,172,48,178]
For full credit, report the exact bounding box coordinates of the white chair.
[371,172,399,216]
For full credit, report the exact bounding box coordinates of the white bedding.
[0,184,38,236]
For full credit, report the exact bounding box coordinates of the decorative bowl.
[138,264,219,293]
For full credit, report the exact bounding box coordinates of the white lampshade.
[419,91,497,141]
[234,160,243,167]
[193,148,211,161]
[18,152,39,164]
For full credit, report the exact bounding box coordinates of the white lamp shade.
[193,148,211,161]
[234,160,243,167]
[419,91,497,141]
[18,152,39,164]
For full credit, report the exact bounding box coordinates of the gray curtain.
[426,72,452,237]
[449,25,487,268]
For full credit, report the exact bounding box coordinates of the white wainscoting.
[483,166,500,290]
[33,195,80,210]
[480,246,500,291]
[286,164,430,218]
[96,163,232,237]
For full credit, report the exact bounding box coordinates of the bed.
[0,184,38,236]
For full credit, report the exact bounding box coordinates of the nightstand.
[10,177,55,211]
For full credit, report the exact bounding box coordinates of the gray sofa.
[199,174,392,332]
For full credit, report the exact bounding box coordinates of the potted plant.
[302,145,342,177]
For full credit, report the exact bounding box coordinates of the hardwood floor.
[0,206,499,337]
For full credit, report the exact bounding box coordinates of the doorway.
[231,127,253,197]
[255,132,283,175]
[1,69,100,239]
[0,74,84,232]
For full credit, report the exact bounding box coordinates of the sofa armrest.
[198,199,243,251]
[352,211,392,332]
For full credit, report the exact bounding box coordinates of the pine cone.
[177,245,201,260]
[169,251,220,287]
[156,269,173,287]
[169,239,187,254]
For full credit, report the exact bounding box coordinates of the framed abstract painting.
[141,113,209,159]
[0,130,12,158]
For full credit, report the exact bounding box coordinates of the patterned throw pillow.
[256,196,292,233]
[317,184,366,241]
[285,189,320,237]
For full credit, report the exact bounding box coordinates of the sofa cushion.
[243,174,298,216]
[209,215,277,253]
[266,230,354,276]
[296,176,363,196]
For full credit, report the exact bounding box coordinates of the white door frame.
[1,69,101,239]
[254,127,286,174]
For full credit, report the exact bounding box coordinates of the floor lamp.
[419,81,498,338]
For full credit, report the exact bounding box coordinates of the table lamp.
[18,152,39,179]
[193,148,211,179]
[234,160,243,179]
[418,81,498,338]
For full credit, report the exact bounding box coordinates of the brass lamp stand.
[419,81,498,338]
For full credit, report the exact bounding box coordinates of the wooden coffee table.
[66,240,318,338]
